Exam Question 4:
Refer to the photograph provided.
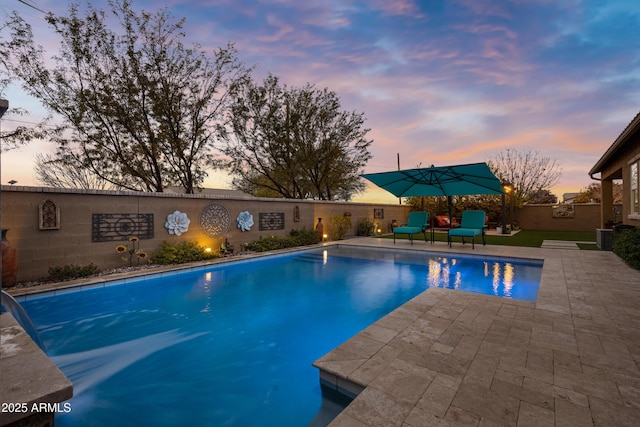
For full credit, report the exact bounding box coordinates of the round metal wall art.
[199,203,230,237]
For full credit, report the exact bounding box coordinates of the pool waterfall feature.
[0,291,73,427]
[1,290,47,354]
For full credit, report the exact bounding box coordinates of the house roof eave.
[589,111,640,178]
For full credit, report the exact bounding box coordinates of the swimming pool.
[21,246,542,426]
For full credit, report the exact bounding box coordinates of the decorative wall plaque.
[293,206,300,222]
[259,212,285,231]
[199,203,231,237]
[374,208,384,219]
[165,210,190,236]
[552,204,575,218]
[237,211,254,232]
[39,199,60,230]
[92,214,154,242]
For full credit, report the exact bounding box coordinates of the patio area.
[314,238,640,426]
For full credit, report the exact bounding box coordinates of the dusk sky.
[2,0,639,203]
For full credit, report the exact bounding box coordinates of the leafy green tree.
[528,189,558,204]
[3,0,249,192]
[574,182,623,203]
[220,74,372,200]
[0,15,51,151]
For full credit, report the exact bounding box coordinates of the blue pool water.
[21,246,542,426]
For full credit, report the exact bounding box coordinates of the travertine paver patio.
[314,239,640,426]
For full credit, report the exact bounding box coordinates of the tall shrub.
[329,215,351,240]
[357,218,375,236]
[613,228,640,270]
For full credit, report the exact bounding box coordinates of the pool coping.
[0,312,73,426]
[7,239,542,301]
[312,239,640,426]
[7,243,331,300]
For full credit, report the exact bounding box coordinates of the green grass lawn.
[381,229,597,248]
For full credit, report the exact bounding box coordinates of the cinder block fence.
[1,186,411,282]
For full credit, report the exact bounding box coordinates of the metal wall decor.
[199,203,231,237]
[92,213,154,242]
[374,208,384,219]
[237,211,254,232]
[259,212,285,231]
[39,198,60,230]
[165,210,190,236]
[293,206,300,222]
[552,204,575,218]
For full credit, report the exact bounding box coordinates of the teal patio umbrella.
[361,162,504,198]
[361,162,504,221]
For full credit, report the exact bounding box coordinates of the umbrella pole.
[501,193,507,234]
[397,153,402,205]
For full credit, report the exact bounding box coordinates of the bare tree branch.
[489,148,562,206]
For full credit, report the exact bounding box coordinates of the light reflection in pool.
[424,255,535,300]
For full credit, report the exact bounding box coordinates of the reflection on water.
[426,256,532,300]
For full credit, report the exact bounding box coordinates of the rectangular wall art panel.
[92,213,154,242]
[259,213,285,231]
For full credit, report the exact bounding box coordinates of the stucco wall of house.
[598,131,640,226]
[1,186,411,283]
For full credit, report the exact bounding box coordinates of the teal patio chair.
[448,210,486,249]
[393,211,429,244]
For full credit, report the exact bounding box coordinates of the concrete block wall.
[1,186,411,282]
[517,203,606,232]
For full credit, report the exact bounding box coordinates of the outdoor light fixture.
[501,181,513,235]
[502,182,514,194]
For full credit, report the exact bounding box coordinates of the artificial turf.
[381,229,597,248]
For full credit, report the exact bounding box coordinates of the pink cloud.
[453,0,513,20]
[368,0,426,18]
